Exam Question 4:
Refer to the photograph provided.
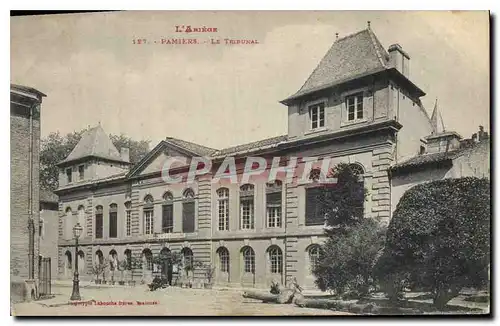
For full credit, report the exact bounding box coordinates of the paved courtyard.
[12,284,352,316]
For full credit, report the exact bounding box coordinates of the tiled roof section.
[165,137,217,156]
[392,140,489,171]
[391,151,458,170]
[40,189,58,203]
[211,135,288,157]
[284,28,390,102]
[60,125,128,164]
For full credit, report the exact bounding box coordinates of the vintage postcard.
[10,11,490,316]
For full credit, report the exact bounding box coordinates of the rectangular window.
[78,165,84,180]
[144,209,154,235]
[162,204,174,233]
[109,211,117,238]
[95,212,103,239]
[305,187,326,226]
[240,198,254,229]
[346,93,364,121]
[218,197,229,231]
[182,201,195,233]
[66,168,72,183]
[125,210,131,236]
[309,103,325,129]
[266,192,282,228]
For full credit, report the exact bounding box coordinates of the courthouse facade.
[55,26,442,288]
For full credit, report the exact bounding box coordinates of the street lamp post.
[70,222,83,301]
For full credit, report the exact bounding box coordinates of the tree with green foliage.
[374,177,490,308]
[40,129,150,191]
[312,163,385,297]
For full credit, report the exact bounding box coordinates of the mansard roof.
[59,125,129,165]
[282,28,390,104]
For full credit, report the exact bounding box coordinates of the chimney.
[120,147,130,163]
[388,44,410,78]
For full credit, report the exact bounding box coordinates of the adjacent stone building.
[55,25,476,289]
[390,101,490,211]
[11,84,46,301]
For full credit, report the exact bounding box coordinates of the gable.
[138,150,189,176]
[128,141,195,178]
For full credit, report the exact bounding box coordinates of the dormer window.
[66,168,72,183]
[309,103,325,129]
[346,93,364,121]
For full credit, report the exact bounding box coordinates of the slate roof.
[165,137,217,156]
[59,125,129,165]
[282,28,390,103]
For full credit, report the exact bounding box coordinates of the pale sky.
[10,11,489,150]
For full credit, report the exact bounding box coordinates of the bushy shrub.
[375,177,490,308]
[313,218,386,297]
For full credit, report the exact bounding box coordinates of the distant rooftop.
[59,125,130,165]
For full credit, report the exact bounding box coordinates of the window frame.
[217,188,230,231]
[345,92,364,122]
[239,184,255,230]
[218,247,230,273]
[125,202,132,237]
[242,247,255,274]
[308,102,326,130]
[268,246,283,274]
[266,181,282,228]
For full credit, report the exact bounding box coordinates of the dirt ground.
[11,285,352,316]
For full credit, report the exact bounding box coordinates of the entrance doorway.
[160,248,173,285]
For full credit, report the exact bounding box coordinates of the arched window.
[95,250,104,265]
[217,247,230,273]
[77,250,85,273]
[109,204,118,238]
[240,184,255,230]
[143,195,154,235]
[268,246,283,274]
[124,249,132,269]
[266,181,282,228]
[217,188,229,231]
[109,249,118,271]
[241,246,255,274]
[65,251,72,270]
[162,192,174,233]
[182,189,195,233]
[77,205,85,236]
[308,245,321,272]
[181,248,194,270]
[142,249,153,271]
[95,206,103,239]
[65,207,73,240]
[125,201,132,237]
[348,163,365,179]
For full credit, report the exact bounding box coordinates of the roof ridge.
[367,27,388,68]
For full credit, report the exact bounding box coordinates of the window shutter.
[305,187,324,226]
[182,201,195,233]
[109,212,117,238]
[266,192,281,206]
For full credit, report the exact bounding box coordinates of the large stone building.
[54,25,477,289]
[11,84,46,301]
